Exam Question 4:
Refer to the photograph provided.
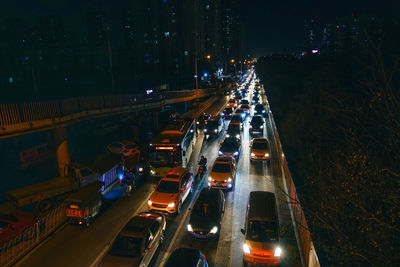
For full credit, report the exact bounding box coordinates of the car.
[250,137,270,162]
[253,91,260,98]
[234,94,243,103]
[165,248,209,267]
[187,188,225,240]
[208,157,236,190]
[218,137,241,159]
[221,107,234,120]
[227,99,237,108]
[0,212,36,243]
[230,114,244,130]
[107,141,140,158]
[241,90,248,97]
[240,99,250,105]
[252,96,260,105]
[226,123,241,140]
[254,104,267,116]
[204,116,223,140]
[197,113,211,129]
[240,104,250,115]
[147,167,194,214]
[249,116,264,136]
[235,108,247,120]
[99,212,166,267]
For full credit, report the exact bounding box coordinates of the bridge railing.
[0,88,219,129]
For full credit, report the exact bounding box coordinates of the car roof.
[162,166,187,181]
[214,156,234,164]
[198,188,222,201]
[120,215,153,238]
[165,248,202,267]
[253,137,268,143]
[248,191,277,222]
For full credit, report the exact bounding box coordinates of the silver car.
[100,212,166,267]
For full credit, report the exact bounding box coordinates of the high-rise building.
[122,9,135,48]
[86,12,106,45]
[204,0,222,58]
[38,16,65,44]
[221,0,241,61]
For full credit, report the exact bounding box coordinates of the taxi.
[250,138,270,162]
[148,166,193,214]
[227,99,237,108]
[208,156,236,190]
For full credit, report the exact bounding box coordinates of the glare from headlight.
[227,178,232,182]
[265,153,270,157]
[262,110,266,113]
[234,151,239,156]
[204,129,207,132]
[241,114,245,118]
[196,121,200,124]
[147,200,152,206]
[236,134,240,139]
[243,243,251,254]
[138,167,143,172]
[251,152,255,156]
[168,202,175,208]
[214,129,217,132]
[260,125,263,129]
[274,247,282,257]
[209,226,218,234]
[187,224,193,232]
[150,170,155,175]
[226,134,230,137]
[218,151,222,155]
[208,177,213,182]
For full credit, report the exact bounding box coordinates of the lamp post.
[194,54,211,117]
[225,58,235,77]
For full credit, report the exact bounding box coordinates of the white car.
[107,141,139,158]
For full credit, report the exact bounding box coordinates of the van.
[241,191,281,266]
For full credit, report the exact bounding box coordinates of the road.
[16,75,302,267]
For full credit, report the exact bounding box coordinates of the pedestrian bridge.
[0,88,222,139]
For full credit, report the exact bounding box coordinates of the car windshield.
[247,220,278,242]
[224,108,233,113]
[157,180,179,193]
[228,125,240,132]
[212,163,231,173]
[79,168,94,177]
[193,201,217,216]
[251,117,263,124]
[252,142,269,150]
[109,235,142,258]
[231,115,243,123]
[222,140,238,150]
[236,109,244,114]
[255,105,264,110]
[206,120,218,127]
[242,104,249,109]
[229,100,235,103]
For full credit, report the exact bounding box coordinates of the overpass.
[0,88,222,140]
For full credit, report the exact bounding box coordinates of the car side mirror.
[153,184,157,189]
[241,229,245,235]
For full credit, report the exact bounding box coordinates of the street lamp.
[225,58,236,77]
[194,54,211,118]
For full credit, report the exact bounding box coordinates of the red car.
[0,212,36,243]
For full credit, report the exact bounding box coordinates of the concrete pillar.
[152,111,159,132]
[54,126,71,177]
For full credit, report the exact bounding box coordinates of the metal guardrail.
[0,88,220,138]
[0,203,67,267]
[269,111,320,267]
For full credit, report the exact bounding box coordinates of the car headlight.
[204,129,207,132]
[226,134,230,137]
[249,125,253,129]
[209,226,218,234]
[274,247,282,257]
[138,167,143,172]
[214,129,217,132]
[208,177,214,182]
[147,200,152,206]
[221,112,225,116]
[260,125,263,129]
[168,202,176,208]
[187,224,193,232]
[251,152,255,156]
[218,151,222,155]
[262,110,266,113]
[265,153,270,157]
[234,151,239,156]
[241,113,245,118]
[150,170,155,175]
[243,243,251,254]
[227,178,232,182]
[196,121,199,124]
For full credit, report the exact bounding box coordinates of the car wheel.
[243,260,248,267]
[176,201,182,215]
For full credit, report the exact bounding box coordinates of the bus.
[149,118,196,177]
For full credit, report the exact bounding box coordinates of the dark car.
[99,212,166,267]
[187,188,225,240]
[234,94,243,103]
[252,96,260,105]
[226,123,241,141]
[254,104,267,117]
[235,108,247,120]
[165,248,209,267]
[218,137,241,159]
[221,107,234,120]
[253,91,260,98]
[204,116,223,140]
[249,115,264,136]
[241,90,248,97]
[230,115,244,130]
[240,99,250,105]
[197,113,211,129]
[0,212,36,243]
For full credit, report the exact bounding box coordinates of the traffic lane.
[148,127,226,267]
[17,179,158,267]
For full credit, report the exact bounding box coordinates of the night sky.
[1,0,392,57]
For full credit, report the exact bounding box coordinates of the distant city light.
[311,49,318,54]
[146,89,154,95]
[203,72,208,77]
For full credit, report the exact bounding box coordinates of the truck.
[6,164,100,211]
